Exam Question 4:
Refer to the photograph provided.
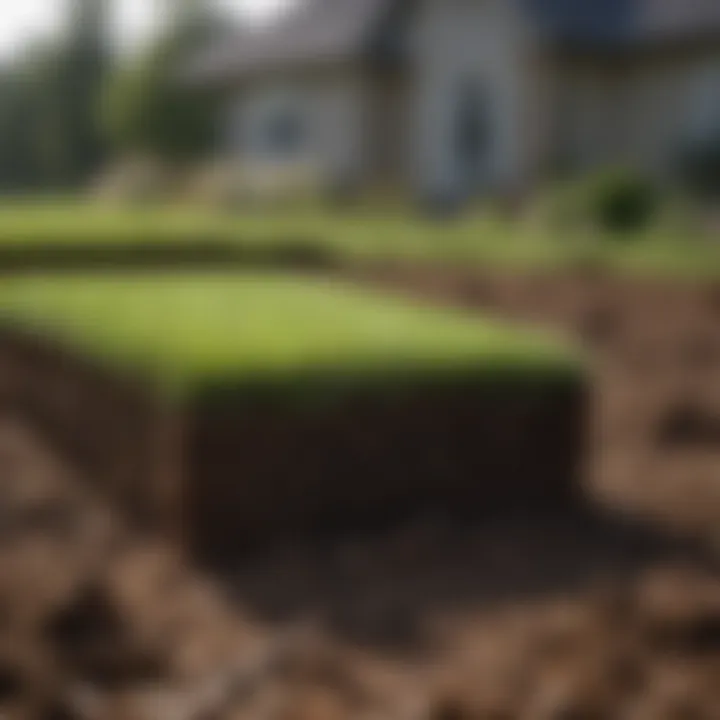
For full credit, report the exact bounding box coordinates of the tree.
[102,0,223,163]
[0,0,110,192]
[58,0,110,184]
[0,44,69,191]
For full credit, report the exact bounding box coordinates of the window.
[266,108,304,156]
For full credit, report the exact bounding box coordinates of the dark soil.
[0,415,718,720]
[0,264,719,719]
[0,319,584,561]
[189,380,583,561]
[348,264,720,544]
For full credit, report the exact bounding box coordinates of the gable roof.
[189,0,393,81]
[190,0,720,82]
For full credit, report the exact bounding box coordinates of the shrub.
[539,169,660,237]
[583,168,659,233]
[238,160,324,207]
[182,160,247,210]
[90,156,174,206]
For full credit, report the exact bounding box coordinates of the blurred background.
[0,2,718,720]
[0,0,718,217]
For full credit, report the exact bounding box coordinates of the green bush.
[540,169,660,236]
[583,169,659,233]
[101,10,221,163]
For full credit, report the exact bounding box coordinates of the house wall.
[220,4,720,198]
[551,45,720,177]
[224,68,371,188]
[406,0,540,198]
[366,68,412,188]
[626,48,720,175]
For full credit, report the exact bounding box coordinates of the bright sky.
[0,0,298,59]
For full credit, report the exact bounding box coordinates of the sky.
[0,0,298,59]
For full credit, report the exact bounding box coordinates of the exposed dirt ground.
[0,267,719,719]
[189,380,581,560]
[351,264,720,544]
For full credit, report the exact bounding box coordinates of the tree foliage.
[0,0,110,192]
[102,0,222,163]
[58,0,110,183]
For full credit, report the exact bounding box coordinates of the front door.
[452,79,492,197]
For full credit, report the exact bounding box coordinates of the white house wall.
[553,48,720,177]
[626,51,720,175]
[225,70,370,185]
[407,0,537,197]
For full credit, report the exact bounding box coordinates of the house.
[190,0,720,201]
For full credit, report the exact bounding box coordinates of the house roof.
[189,0,720,82]
[635,0,720,44]
[188,0,393,82]
[529,0,720,47]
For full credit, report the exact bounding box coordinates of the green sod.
[0,273,580,400]
[0,202,718,279]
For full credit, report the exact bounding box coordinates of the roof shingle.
[190,0,720,82]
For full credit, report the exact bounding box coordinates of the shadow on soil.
[224,506,719,654]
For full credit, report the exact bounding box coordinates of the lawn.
[0,201,718,278]
[0,273,580,399]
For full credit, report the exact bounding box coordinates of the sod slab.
[0,274,580,396]
[0,273,585,557]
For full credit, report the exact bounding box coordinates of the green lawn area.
[0,273,580,399]
[0,201,718,278]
